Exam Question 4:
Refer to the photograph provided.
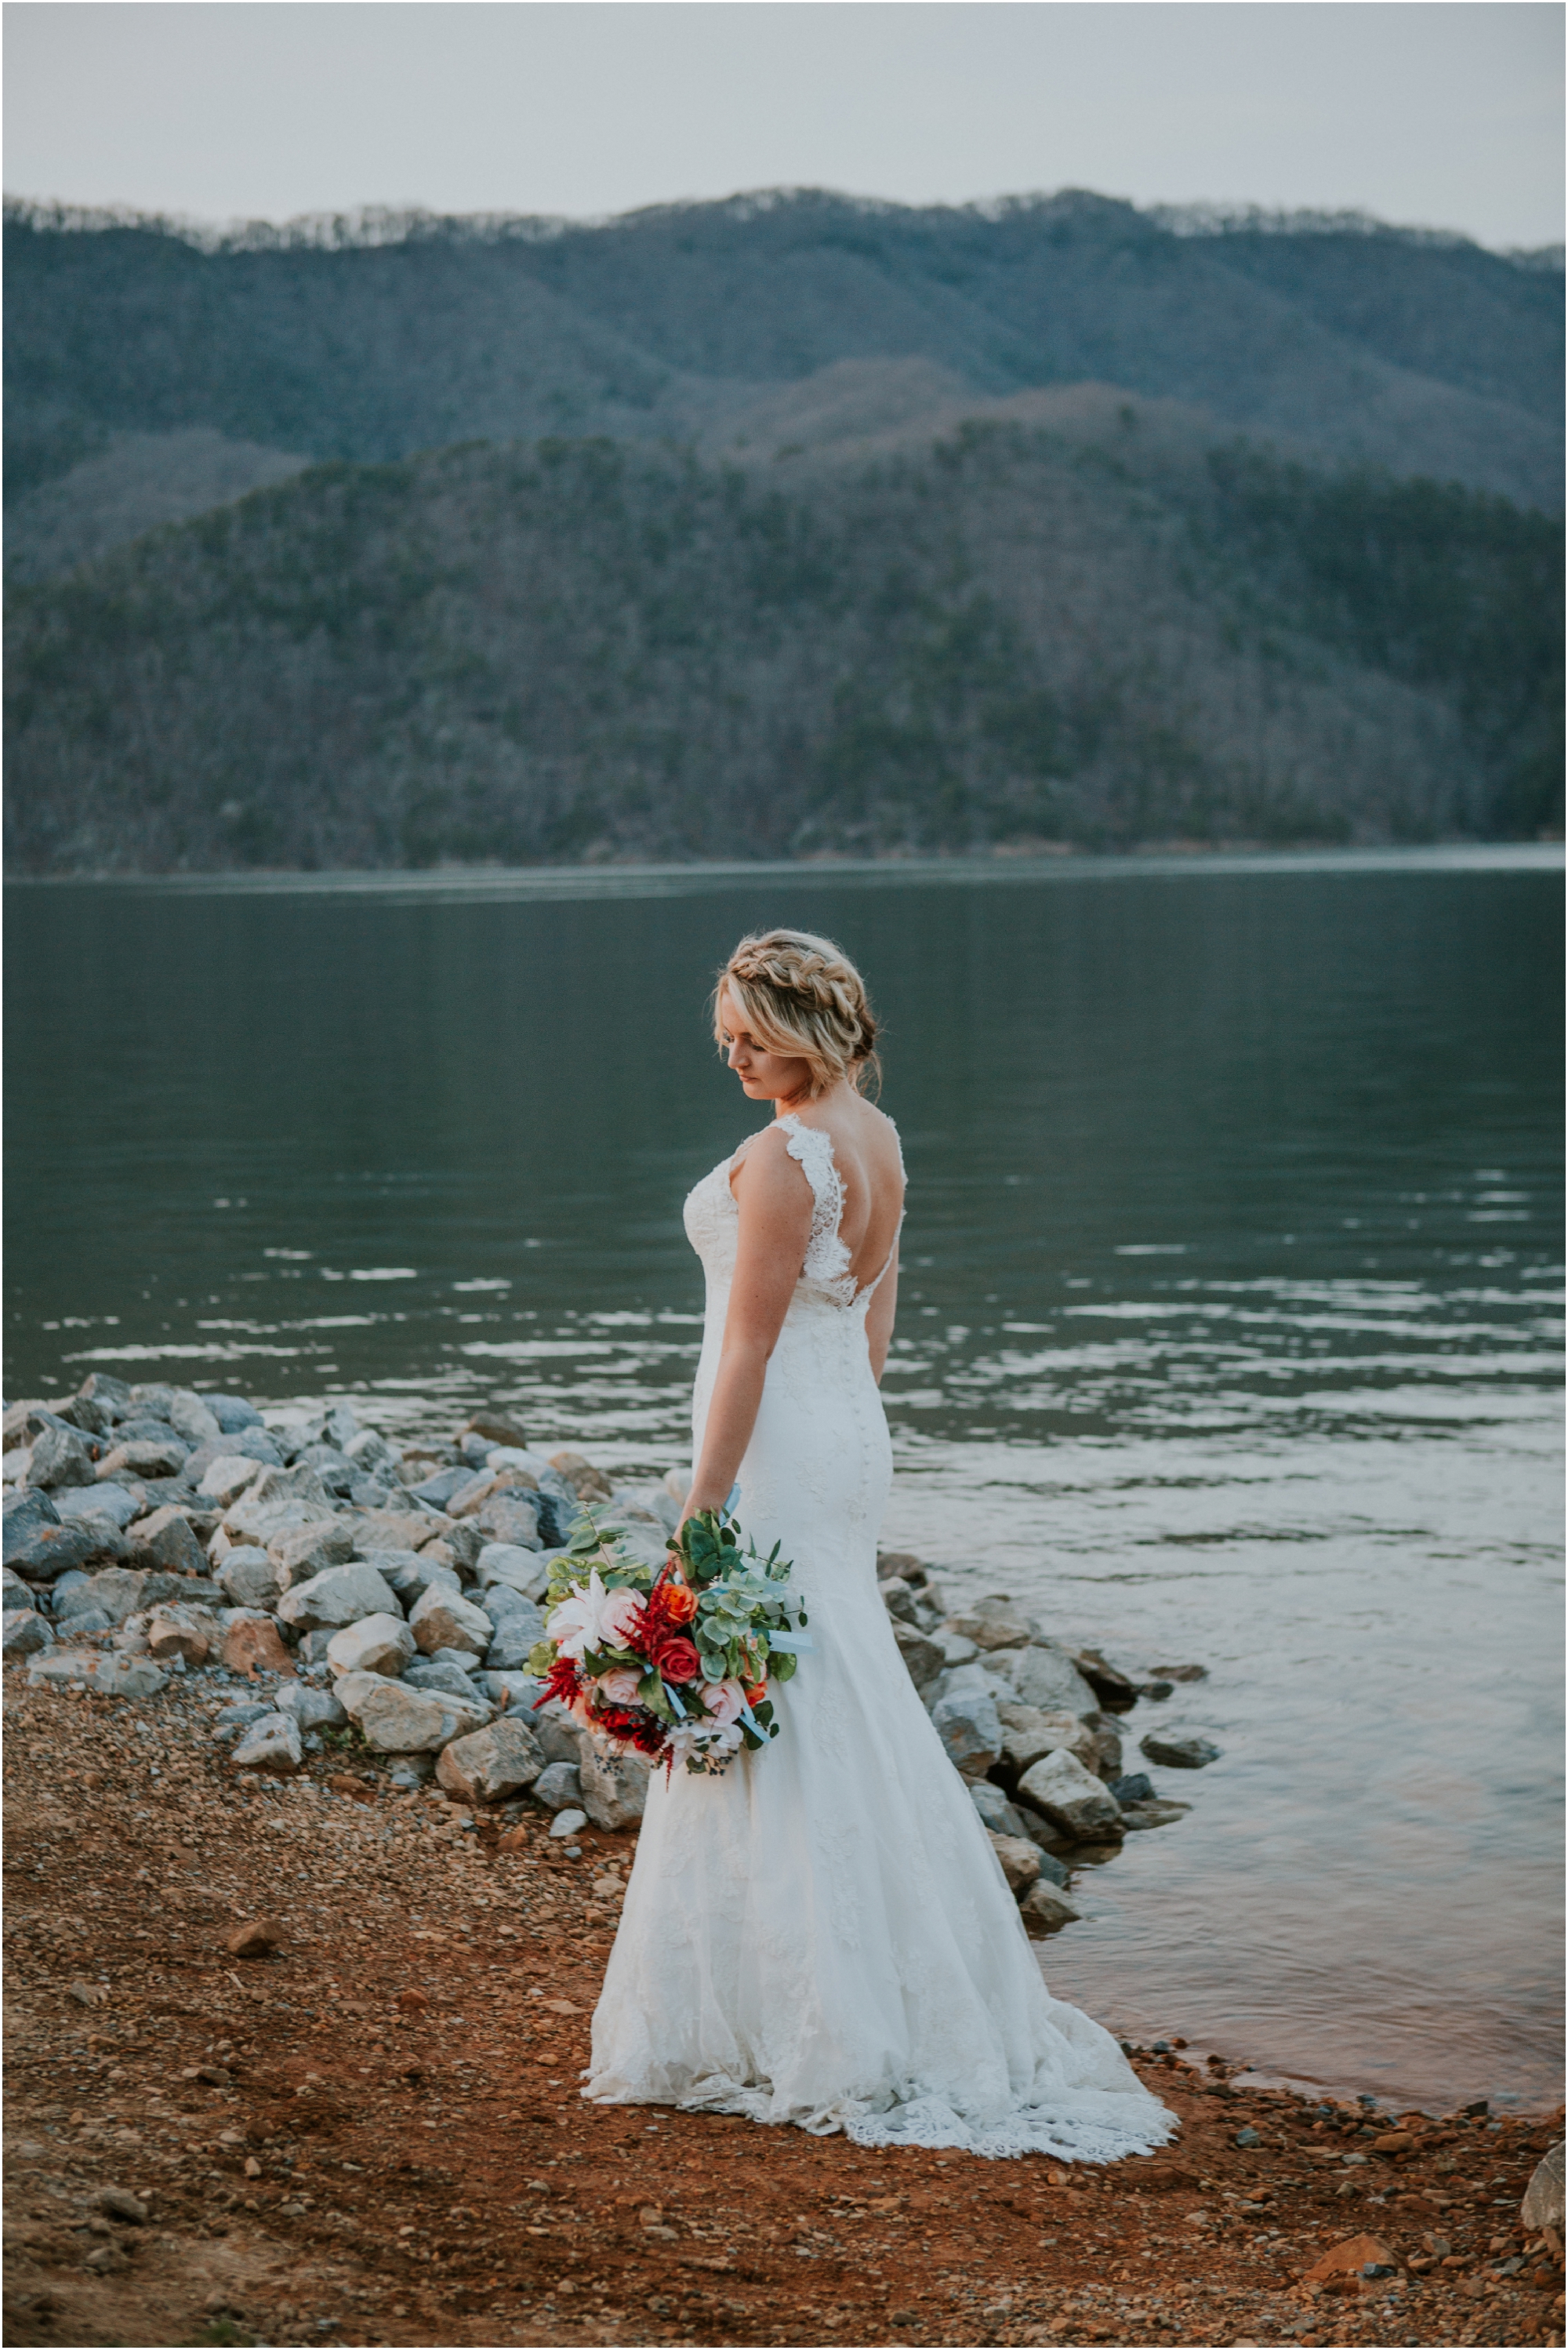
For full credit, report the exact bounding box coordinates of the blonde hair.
[713,929,881,1099]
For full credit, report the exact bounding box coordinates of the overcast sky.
[5,2,1562,251]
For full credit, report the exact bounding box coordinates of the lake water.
[5,846,1562,2112]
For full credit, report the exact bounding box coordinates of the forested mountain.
[8,394,1559,872]
[4,191,1562,869]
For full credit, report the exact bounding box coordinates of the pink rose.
[597,1666,643,1706]
[702,1678,746,1727]
[601,1587,648,1649]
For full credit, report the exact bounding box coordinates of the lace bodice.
[683,1112,903,1313]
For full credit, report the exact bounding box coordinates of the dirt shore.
[3,1672,1562,2350]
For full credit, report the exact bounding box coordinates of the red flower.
[535,1656,582,1711]
[652,1635,700,1685]
[659,1578,699,1626]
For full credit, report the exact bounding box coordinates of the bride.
[586,929,1173,2160]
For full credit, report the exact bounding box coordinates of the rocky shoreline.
[2,1376,1221,1938]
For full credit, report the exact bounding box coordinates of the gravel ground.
[3,1673,1563,2350]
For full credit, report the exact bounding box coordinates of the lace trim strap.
[777,1115,852,1291]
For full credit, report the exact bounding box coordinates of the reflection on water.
[5,848,1562,2108]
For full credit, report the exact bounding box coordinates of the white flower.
[546,1570,617,1662]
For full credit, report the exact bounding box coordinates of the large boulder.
[474,1542,550,1602]
[24,1422,96,1491]
[53,1483,140,1530]
[334,1671,493,1753]
[943,1597,1037,1651]
[578,1743,651,1829]
[481,1587,546,1669]
[892,1620,945,1691]
[216,1546,285,1611]
[29,1649,170,1699]
[126,1507,206,1576]
[996,1702,1099,1779]
[435,1718,546,1804]
[930,1664,1004,1779]
[268,1520,356,1588]
[1015,1749,1123,1841]
[326,1613,416,1678]
[275,1679,347,1731]
[992,1640,1099,1718]
[471,1494,544,1551]
[408,1585,493,1658]
[988,1831,1042,1894]
[197,1455,267,1507]
[59,1567,153,1625]
[221,1614,296,1678]
[276,1560,400,1633]
[2,1607,53,1658]
[145,1604,220,1666]
[4,1512,119,1582]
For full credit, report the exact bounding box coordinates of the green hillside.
[7,409,1559,873]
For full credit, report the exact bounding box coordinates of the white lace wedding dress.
[586,1114,1174,2160]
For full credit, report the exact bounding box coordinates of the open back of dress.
[586,1117,1174,2159]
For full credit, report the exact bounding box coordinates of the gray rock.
[931,1665,1004,1779]
[996,1701,1098,1779]
[532,1704,586,1767]
[230,1712,304,1774]
[408,1584,492,1658]
[344,1427,395,1474]
[74,1371,135,1419]
[3,1486,60,1549]
[472,1494,545,1551]
[405,1656,481,1698]
[435,1718,546,1804]
[474,1542,550,1602]
[216,1547,285,1611]
[52,1483,140,1530]
[483,1594,546,1670]
[58,1567,151,1624]
[988,1830,1042,1894]
[7,1516,123,1580]
[165,1391,222,1444]
[1018,1879,1083,1936]
[64,1607,114,1636]
[297,1444,356,1496]
[102,1432,191,1480]
[935,1629,980,1667]
[410,1466,470,1510]
[201,1393,265,1433]
[268,1519,358,1588]
[296,1626,338,1665]
[479,1669,547,1712]
[1016,1749,1123,1840]
[334,1670,492,1753]
[326,1612,416,1678]
[1140,1732,1221,1770]
[24,1422,96,1491]
[967,1780,1032,1839]
[550,1807,589,1839]
[1522,2142,1564,2233]
[992,1640,1099,1718]
[196,1455,266,1507]
[532,1760,583,1811]
[578,1743,652,1829]
[1108,1771,1156,1807]
[274,1680,347,1731]
[234,1461,336,1519]
[277,1560,400,1633]
[387,1753,436,1789]
[126,1508,205,1576]
[944,1597,1040,1651]
[2,1607,53,1658]
[358,1548,452,1605]
[30,1648,170,1699]
[1119,1799,1192,1830]
[2,1565,34,1608]
[892,1619,945,1690]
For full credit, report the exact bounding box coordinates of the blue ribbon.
[664,1682,688,1719]
[766,1630,814,1654]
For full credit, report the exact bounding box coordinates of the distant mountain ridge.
[5,189,1561,871]
[6,187,1562,532]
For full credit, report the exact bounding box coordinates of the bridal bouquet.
[528,1507,811,1775]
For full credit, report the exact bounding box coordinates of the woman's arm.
[681,1131,811,1524]
[865,1244,899,1383]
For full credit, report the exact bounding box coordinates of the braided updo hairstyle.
[714,929,881,1099]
